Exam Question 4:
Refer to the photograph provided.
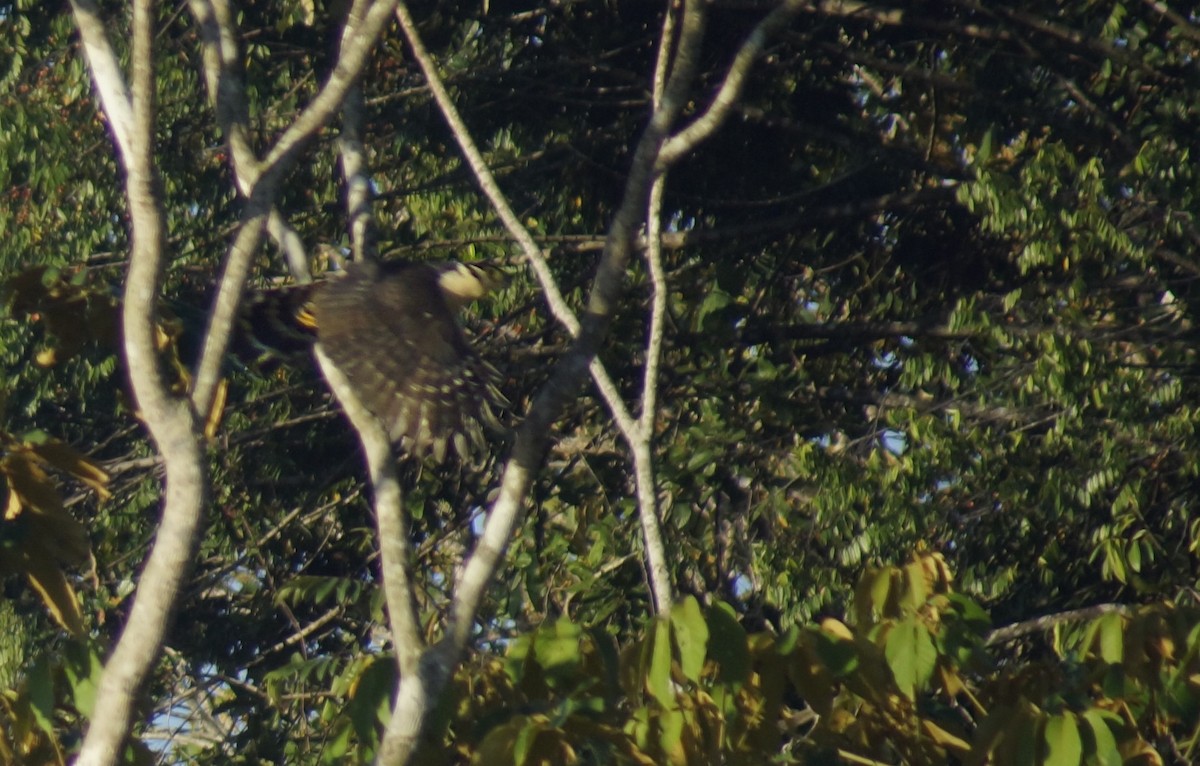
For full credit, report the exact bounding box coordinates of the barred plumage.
[242,258,509,460]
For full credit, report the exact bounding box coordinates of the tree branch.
[340,83,375,260]
[188,0,312,282]
[189,0,401,417]
[377,0,710,761]
[391,0,690,618]
[71,1,209,763]
[660,0,803,165]
[73,3,407,760]
[622,0,684,615]
[631,173,672,614]
[986,603,1132,646]
[314,347,424,678]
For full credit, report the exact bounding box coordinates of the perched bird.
[240,258,510,461]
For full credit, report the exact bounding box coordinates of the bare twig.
[660,0,803,165]
[340,83,375,260]
[188,0,312,282]
[631,175,672,612]
[392,0,675,613]
[986,603,1132,646]
[624,0,683,615]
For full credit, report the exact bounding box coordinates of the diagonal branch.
[340,82,375,260]
[392,0,675,611]
[187,0,311,281]
[189,0,401,417]
[314,347,424,678]
[73,2,409,761]
[660,0,803,166]
[375,0,710,761]
[69,0,135,154]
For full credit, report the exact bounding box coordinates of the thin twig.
[660,0,803,165]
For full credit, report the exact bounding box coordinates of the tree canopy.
[3,0,1200,764]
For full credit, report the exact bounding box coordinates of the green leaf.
[1096,611,1124,664]
[514,715,548,766]
[813,622,859,677]
[659,707,685,762]
[1043,711,1082,766]
[670,596,709,683]
[1081,709,1121,766]
[977,126,994,163]
[533,617,583,678]
[695,288,731,327]
[321,720,353,763]
[884,616,937,699]
[26,654,55,735]
[706,602,750,685]
[346,657,395,742]
[62,642,102,719]
[647,618,673,706]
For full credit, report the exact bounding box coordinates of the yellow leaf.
[19,549,84,635]
[204,379,228,441]
[920,719,971,754]
[820,618,854,641]
[4,453,66,518]
[4,458,90,566]
[28,440,110,499]
[1149,633,1175,662]
[4,480,20,521]
[937,664,964,697]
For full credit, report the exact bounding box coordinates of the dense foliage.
[3,0,1200,763]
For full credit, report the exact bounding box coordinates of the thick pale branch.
[187,0,259,185]
[74,2,410,760]
[260,0,399,177]
[69,0,135,155]
[340,84,375,259]
[336,0,377,261]
[71,1,209,763]
[189,0,311,283]
[190,202,270,412]
[315,347,424,678]
[268,208,314,283]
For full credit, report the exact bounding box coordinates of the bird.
[239,258,510,461]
